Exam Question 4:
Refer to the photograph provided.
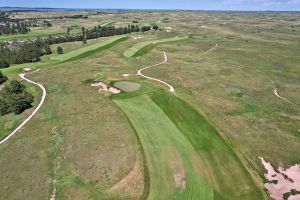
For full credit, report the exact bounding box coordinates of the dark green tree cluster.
[44,24,152,45]
[0,12,33,35]
[0,78,34,116]
[0,71,8,85]
[141,26,151,32]
[0,40,52,68]
[153,25,159,31]
[0,21,31,35]
[0,24,155,68]
[43,20,52,27]
[57,46,63,54]
[84,25,141,39]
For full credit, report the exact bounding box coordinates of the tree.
[3,80,25,94]
[43,20,52,27]
[82,37,87,44]
[82,26,85,36]
[0,60,9,68]
[0,80,34,116]
[57,46,63,54]
[0,98,9,116]
[45,45,52,55]
[67,27,71,35]
[0,71,7,85]
[153,25,159,31]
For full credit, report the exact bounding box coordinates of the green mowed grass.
[0,31,65,41]
[123,36,188,57]
[113,85,265,200]
[2,35,128,74]
[51,35,128,62]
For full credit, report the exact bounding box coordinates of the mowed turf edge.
[123,36,188,58]
[112,84,266,199]
[150,91,266,200]
[113,94,215,200]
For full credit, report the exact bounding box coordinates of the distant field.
[124,36,188,57]
[100,20,114,27]
[0,31,65,41]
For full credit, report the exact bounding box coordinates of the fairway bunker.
[114,81,141,92]
[260,157,300,200]
[91,82,121,94]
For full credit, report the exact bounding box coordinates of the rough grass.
[123,36,188,57]
[113,84,265,200]
[100,21,114,27]
[0,44,139,199]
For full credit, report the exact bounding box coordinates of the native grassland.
[0,10,299,200]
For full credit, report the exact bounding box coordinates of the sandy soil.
[260,157,300,200]
[288,194,300,200]
[23,67,32,72]
[108,159,144,198]
[132,36,142,40]
[91,82,121,94]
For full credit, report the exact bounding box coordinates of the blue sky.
[0,0,300,11]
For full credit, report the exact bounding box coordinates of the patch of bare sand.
[260,157,300,200]
[108,159,144,199]
[91,82,121,94]
[167,148,186,191]
[289,194,300,200]
[23,67,32,72]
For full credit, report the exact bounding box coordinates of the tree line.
[0,71,34,116]
[0,21,31,35]
[0,24,157,68]
[0,40,52,68]
[0,12,39,35]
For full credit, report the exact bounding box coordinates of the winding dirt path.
[270,79,290,103]
[0,73,46,145]
[124,52,175,92]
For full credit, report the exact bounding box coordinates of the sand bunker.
[260,157,300,200]
[132,36,142,40]
[23,67,32,72]
[91,82,121,94]
[114,81,141,92]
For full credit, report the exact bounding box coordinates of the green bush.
[0,71,7,85]
[0,80,34,115]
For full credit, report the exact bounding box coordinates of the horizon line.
[0,6,300,12]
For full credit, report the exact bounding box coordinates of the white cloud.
[221,0,299,9]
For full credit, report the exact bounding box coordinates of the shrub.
[0,80,34,116]
[0,71,8,85]
[57,46,63,54]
